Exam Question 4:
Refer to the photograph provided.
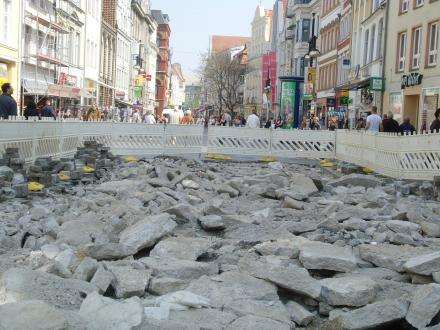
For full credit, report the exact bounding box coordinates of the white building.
[84,0,102,106]
[244,5,272,115]
[170,63,185,106]
[115,0,131,107]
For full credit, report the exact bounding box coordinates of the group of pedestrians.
[366,106,440,135]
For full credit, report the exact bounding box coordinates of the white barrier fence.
[0,120,439,180]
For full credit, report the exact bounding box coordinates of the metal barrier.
[0,119,439,180]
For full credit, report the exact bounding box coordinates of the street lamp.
[305,13,320,67]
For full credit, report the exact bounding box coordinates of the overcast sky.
[152,0,275,83]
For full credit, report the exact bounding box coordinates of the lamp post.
[264,64,271,122]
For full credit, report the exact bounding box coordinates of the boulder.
[79,292,143,330]
[404,251,440,276]
[150,237,213,261]
[73,257,99,281]
[383,220,421,235]
[326,174,381,189]
[181,179,200,190]
[289,173,319,196]
[285,301,314,326]
[0,300,70,330]
[254,240,300,259]
[406,284,440,329]
[216,184,239,197]
[329,299,410,330]
[107,266,150,299]
[90,266,114,293]
[299,242,357,272]
[198,215,225,231]
[320,275,377,307]
[225,315,290,330]
[57,218,106,247]
[281,196,304,210]
[0,268,96,309]
[119,214,177,253]
[162,204,198,223]
[149,277,187,295]
[83,243,137,261]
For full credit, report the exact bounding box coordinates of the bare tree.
[200,50,245,113]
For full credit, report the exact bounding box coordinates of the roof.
[151,10,169,25]
[210,35,251,54]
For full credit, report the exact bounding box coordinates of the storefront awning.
[47,85,80,98]
[22,79,50,95]
[115,98,132,107]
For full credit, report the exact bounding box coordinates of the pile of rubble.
[0,153,440,329]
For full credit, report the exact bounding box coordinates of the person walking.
[168,107,181,125]
[399,116,416,135]
[0,83,17,119]
[381,112,400,133]
[224,111,232,126]
[24,100,38,119]
[41,100,56,119]
[246,109,260,128]
[430,108,440,133]
[365,106,381,133]
[144,111,156,124]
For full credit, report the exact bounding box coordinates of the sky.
[152,0,276,83]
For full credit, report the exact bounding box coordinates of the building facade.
[115,0,131,108]
[99,0,117,108]
[0,0,21,110]
[152,9,171,116]
[169,63,185,107]
[244,5,272,116]
[184,84,202,112]
[383,0,440,130]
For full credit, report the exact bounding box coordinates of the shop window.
[427,22,438,67]
[411,27,422,69]
[389,92,403,123]
[397,32,407,72]
[423,88,439,129]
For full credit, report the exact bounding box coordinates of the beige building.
[244,5,272,116]
[0,0,21,108]
[384,0,440,130]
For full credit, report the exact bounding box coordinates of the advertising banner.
[262,51,277,111]
[281,81,296,117]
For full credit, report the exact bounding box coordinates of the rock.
[421,221,440,238]
[320,275,377,307]
[107,265,150,298]
[434,272,440,283]
[30,206,50,221]
[238,255,322,299]
[289,173,319,196]
[150,237,213,261]
[225,315,290,330]
[198,215,225,231]
[83,243,137,261]
[13,184,28,198]
[254,240,300,259]
[0,300,70,330]
[79,292,143,330]
[0,268,97,309]
[40,244,60,259]
[90,266,114,293]
[285,301,314,326]
[359,244,434,272]
[383,220,421,235]
[74,257,99,281]
[216,184,239,197]
[329,299,410,330]
[326,174,381,189]
[181,179,200,190]
[140,257,219,282]
[162,204,198,223]
[281,196,304,210]
[57,218,106,247]
[149,277,187,295]
[119,214,177,253]
[389,233,416,245]
[227,299,290,324]
[54,249,77,270]
[406,284,440,329]
[299,242,357,272]
[0,166,14,181]
[404,251,440,276]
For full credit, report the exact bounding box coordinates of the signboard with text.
[281,81,296,117]
[401,73,423,89]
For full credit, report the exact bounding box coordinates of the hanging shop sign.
[401,73,423,89]
[115,91,125,99]
[59,73,77,86]
[135,75,145,87]
[327,98,336,107]
[134,86,143,98]
[370,77,384,91]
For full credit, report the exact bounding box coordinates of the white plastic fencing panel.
[336,130,440,180]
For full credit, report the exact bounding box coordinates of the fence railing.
[0,120,439,180]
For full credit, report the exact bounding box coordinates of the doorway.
[404,95,419,128]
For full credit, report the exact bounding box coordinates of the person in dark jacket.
[399,116,416,135]
[430,108,440,133]
[382,112,400,133]
[0,83,17,119]
[24,100,38,119]
[41,100,56,119]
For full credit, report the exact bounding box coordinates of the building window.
[400,0,409,13]
[369,24,376,63]
[427,22,438,66]
[373,0,381,11]
[302,19,310,42]
[397,32,407,72]
[363,29,369,66]
[415,0,424,8]
[411,27,422,69]
[2,0,11,44]
[377,19,383,60]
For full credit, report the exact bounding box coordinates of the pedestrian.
[381,112,400,133]
[168,107,180,125]
[329,118,337,131]
[41,100,56,119]
[365,106,381,133]
[275,117,284,129]
[430,108,440,133]
[399,116,416,135]
[224,111,232,126]
[233,115,241,127]
[24,100,38,119]
[0,83,17,119]
[246,109,260,128]
[144,111,156,124]
[180,112,194,125]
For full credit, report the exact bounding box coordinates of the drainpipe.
[380,0,390,116]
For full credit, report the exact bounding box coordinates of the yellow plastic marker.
[82,166,95,173]
[206,154,232,161]
[125,156,139,162]
[321,162,335,167]
[58,173,71,181]
[320,159,328,164]
[28,182,45,192]
[362,167,374,174]
[259,156,277,163]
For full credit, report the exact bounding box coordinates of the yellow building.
[383,0,440,130]
[0,0,21,108]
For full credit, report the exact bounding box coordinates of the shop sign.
[370,77,384,91]
[59,72,77,86]
[306,67,316,83]
[135,75,144,87]
[115,91,125,99]
[134,86,143,98]
[401,73,423,89]
[281,81,296,116]
[342,59,351,69]
[327,98,336,107]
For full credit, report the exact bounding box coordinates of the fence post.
[161,123,167,156]
[31,121,37,163]
[58,119,64,159]
[269,127,273,157]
